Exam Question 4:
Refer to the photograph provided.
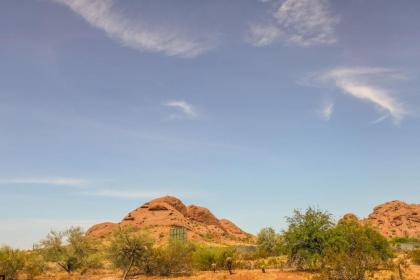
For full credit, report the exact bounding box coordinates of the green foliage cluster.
[256,227,282,257]
[0,246,25,280]
[252,207,394,279]
[38,227,102,274]
[391,237,420,244]
[0,247,47,280]
[191,245,235,271]
[153,240,195,276]
[409,249,420,265]
[107,226,154,279]
[283,207,334,270]
[23,250,47,280]
[319,220,393,280]
[281,208,394,279]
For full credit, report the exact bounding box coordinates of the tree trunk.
[123,256,135,280]
[398,264,404,280]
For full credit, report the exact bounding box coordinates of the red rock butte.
[87,196,255,245]
[341,200,420,239]
[364,200,420,238]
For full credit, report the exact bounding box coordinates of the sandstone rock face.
[340,213,359,222]
[363,200,420,239]
[220,219,251,239]
[87,196,255,245]
[186,205,221,226]
[87,222,118,238]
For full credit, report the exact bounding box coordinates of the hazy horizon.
[1,0,419,249]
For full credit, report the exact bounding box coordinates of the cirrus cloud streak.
[317,67,408,124]
[164,100,197,120]
[52,0,215,58]
[249,0,339,47]
[0,177,89,187]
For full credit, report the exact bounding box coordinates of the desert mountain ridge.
[342,200,420,239]
[87,196,255,245]
[87,197,419,245]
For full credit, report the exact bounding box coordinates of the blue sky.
[1,0,419,248]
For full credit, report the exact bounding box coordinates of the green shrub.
[23,250,47,280]
[192,246,218,271]
[38,227,100,274]
[282,207,334,270]
[391,237,420,244]
[154,240,195,276]
[0,246,26,280]
[192,246,236,271]
[108,226,154,279]
[409,249,420,265]
[319,220,393,280]
[256,227,282,257]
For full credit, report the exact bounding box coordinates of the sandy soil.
[32,265,420,280]
[37,270,311,280]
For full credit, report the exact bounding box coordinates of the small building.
[169,226,187,242]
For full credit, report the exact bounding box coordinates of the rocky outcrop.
[220,219,251,239]
[340,201,420,239]
[186,205,221,226]
[87,196,255,245]
[340,213,359,222]
[363,200,420,239]
[87,222,119,238]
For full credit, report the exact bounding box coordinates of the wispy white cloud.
[0,177,89,187]
[52,0,215,58]
[83,190,167,199]
[317,67,408,124]
[249,0,339,47]
[318,101,334,121]
[164,100,197,120]
[82,189,201,200]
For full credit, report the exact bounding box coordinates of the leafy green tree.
[282,207,334,270]
[319,220,393,280]
[39,227,99,274]
[108,226,154,279]
[0,246,25,280]
[256,227,281,257]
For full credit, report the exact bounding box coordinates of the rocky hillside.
[87,196,255,245]
[343,200,420,239]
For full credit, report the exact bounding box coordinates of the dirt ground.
[39,270,311,280]
[34,265,420,280]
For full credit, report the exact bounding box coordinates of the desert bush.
[23,250,47,280]
[256,227,282,257]
[192,246,236,271]
[108,226,154,279]
[282,207,334,270]
[192,246,218,271]
[409,249,420,265]
[318,220,393,280]
[254,256,286,270]
[153,240,195,276]
[0,246,26,280]
[391,237,420,245]
[38,227,100,274]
